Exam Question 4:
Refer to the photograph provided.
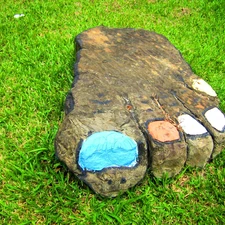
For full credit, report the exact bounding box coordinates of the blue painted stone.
[78,131,138,171]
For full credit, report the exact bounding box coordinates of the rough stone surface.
[55,26,225,197]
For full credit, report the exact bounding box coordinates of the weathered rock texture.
[55,26,225,197]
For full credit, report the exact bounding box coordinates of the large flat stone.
[55,26,225,197]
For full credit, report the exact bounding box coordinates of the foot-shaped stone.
[55,26,225,197]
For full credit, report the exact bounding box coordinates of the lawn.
[0,0,225,224]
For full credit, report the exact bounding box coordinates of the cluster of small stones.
[55,26,225,197]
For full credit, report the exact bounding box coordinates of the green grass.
[1,0,225,224]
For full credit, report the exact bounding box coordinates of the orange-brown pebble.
[148,120,180,142]
[126,105,132,110]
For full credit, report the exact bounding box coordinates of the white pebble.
[178,114,207,135]
[192,79,217,97]
[14,14,25,19]
[205,107,225,132]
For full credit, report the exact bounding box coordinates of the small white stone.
[178,114,207,135]
[205,107,225,132]
[14,14,25,19]
[192,79,217,97]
